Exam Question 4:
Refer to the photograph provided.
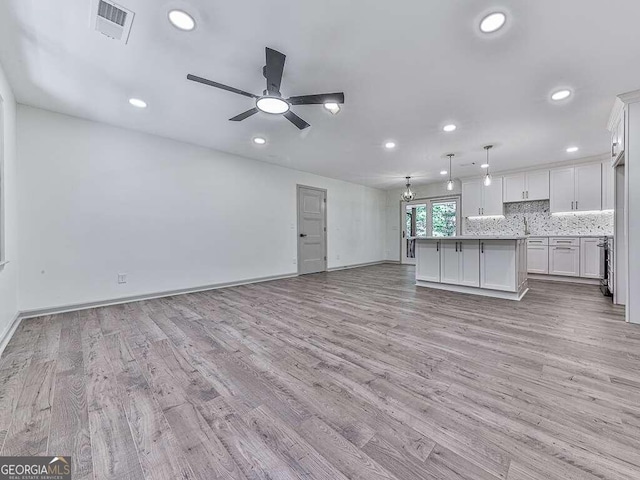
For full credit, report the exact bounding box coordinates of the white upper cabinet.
[462,179,483,218]
[575,163,602,212]
[526,170,550,201]
[462,178,503,217]
[550,167,575,213]
[503,171,549,203]
[602,160,615,210]
[483,177,504,216]
[503,174,526,202]
[550,164,602,213]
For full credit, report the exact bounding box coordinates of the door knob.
[299,233,307,237]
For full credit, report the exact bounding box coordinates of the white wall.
[0,59,18,344]
[627,102,640,324]
[385,181,462,262]
[17,106,386,312]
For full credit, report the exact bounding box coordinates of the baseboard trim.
[327,261,386,272]
[0,312,22,358]
[416,280,529,301]
[18,272,299,320]
[528,274,601,285]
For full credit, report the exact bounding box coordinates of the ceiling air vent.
[91,0,135,44]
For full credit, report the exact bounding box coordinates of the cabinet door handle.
[481,242,484,254]
[436,241,439,252]
[571,201,574,210]
[459,242,463,252]
[575,201,578,210]
[455,242,458,252]
[522,191,524,199]
[612,142,617,158]
[478,208,481,215]
[526,191,529,199]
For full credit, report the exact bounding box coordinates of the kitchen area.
[412,157,617,303]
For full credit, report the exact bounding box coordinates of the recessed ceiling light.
[168,10,196,31]
[384,141,396,149]
[256,96,290,114]
[566,146,579,153]
[481,163,489,169]
[480,12,506,33]
[551,89,572,101]
[440,170,448,175]
[253,137,266,145]
[443,124,457,132]
[128,98,147,108]
[324,102,340,115]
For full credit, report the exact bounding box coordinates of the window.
[430,199,458,237]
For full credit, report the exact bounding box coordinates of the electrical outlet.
[118,273,127,284]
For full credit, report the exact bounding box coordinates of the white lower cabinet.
[440,240,480,287]
[480,240,517,291]
[527,245,549,274]
[580,237,603,278]
[549,246,580,276]
[416,240,441,282]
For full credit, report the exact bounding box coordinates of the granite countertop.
[413,236,526,240]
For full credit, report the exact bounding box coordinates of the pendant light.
[446,154,455,191]
[483,145,493,187]
[401,176,415,202]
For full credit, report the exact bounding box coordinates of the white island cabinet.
[416,237,528,301]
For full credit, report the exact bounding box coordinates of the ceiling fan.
[187,47,345,130]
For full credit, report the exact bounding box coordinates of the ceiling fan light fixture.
[256,96,290,114]
[324,102,341,115]
[168,10,196,31]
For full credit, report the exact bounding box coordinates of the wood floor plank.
[1,265,637,480]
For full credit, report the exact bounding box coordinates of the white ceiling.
[1,0,639,189]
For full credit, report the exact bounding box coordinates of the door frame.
[296,185,328,274]
[400,195,461,265]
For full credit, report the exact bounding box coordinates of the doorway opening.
[401,196,460,264]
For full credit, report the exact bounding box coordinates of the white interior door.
[297,186,327,275]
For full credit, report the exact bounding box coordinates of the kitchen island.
[415,236,528,301]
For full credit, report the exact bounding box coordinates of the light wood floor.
[1,264,638,479]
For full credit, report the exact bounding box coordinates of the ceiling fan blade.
[287,92,345,105]
[264,47,286,95]
[229,108,259,122]
[284,111,310,130]
[187,74,257,98]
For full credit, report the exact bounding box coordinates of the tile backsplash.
[463,200,613,236]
